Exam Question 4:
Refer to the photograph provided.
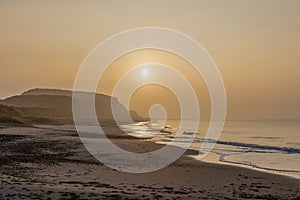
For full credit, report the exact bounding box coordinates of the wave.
[202,139,300,154]
[220,155,300,173]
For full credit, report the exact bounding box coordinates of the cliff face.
[0,103,25,117]
[0,104,27,126]
[1,89,146,125]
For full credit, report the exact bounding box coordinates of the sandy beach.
[1,0,300,199]
[0,125,299,200]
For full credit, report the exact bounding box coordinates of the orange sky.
[0,0,299,120]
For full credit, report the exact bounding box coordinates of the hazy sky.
[0,0,299,120]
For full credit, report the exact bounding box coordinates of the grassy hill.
[0,88,146,126]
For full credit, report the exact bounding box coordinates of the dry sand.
[0,126,299,199]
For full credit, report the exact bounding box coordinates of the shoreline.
[154,140,300,180]
[29,123,300,179]
[191,152,300,180]
[136,120,300,180]
[151,139,300,181]
[0,125,299,199]
[4,123,300,179]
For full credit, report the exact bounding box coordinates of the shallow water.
[121,120,300,177]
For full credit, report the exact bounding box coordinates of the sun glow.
[141,68,149,77]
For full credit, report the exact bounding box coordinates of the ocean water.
[121,120,300,177]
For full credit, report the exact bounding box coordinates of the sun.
[141,68,149,77]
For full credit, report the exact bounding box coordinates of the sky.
[0,0,300,120]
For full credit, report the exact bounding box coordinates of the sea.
[121,120,300,178]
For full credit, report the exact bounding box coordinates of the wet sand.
[0,126,299,199]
